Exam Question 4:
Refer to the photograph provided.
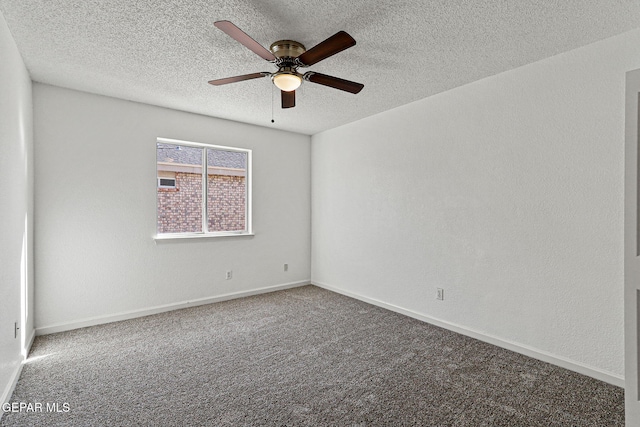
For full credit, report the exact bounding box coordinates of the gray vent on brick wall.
[158,178,176,188]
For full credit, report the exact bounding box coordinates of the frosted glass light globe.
[273,72,302,92]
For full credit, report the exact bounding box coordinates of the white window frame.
[154,137,253,240]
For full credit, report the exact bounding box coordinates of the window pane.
[157,143,203,233]
[207,148,247,232]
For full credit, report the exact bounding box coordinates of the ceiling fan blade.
[281,90,295,109]
[208,72,268,86]
[297,31,356,66]
[304,72,364,94]
[214,20,276,61]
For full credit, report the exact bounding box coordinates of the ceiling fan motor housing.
[269,40,306,59]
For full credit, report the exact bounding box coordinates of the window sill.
[154,232,254,241]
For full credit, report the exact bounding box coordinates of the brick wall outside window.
[208,175,246,232]
[157,172,246,233]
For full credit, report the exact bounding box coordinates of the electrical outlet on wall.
[225,270,232,280]
[284,263,288,272]
[436,288,444,301]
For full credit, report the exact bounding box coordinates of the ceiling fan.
[208,21,364,109]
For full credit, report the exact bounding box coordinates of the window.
[156,138,251,237]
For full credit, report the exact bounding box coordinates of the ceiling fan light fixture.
[272,71,302,92]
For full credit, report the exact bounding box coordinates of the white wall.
[0,10,34,404]
[312,28,640,384]
[34,84,311,331]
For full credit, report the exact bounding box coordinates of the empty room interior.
[3,1,640,425]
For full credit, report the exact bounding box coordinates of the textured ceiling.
[1,1,639,135]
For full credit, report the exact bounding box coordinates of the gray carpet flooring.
[1,285,624,426]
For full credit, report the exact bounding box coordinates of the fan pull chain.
[271,84,275,123]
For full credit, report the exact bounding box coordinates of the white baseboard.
[36,280,310,336]
[0,362,22,409]
[1,328,36,420]
[312,280,624,388]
